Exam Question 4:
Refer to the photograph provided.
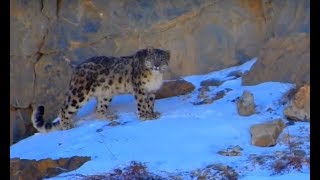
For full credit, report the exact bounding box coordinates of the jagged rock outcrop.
[284,84,310,121]
[10,156,91,180]
[242,33,310,86]
[10,0,310,144]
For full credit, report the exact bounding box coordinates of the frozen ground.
[10,58,310,180]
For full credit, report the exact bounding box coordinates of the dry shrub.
[82,161,163,180]
[272,155,309,174]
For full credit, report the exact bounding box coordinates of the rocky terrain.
[10,0,309,144]
[10,60,310,180]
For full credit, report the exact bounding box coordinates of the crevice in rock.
[31,17,50,103]
[263,0,276,38]
[261,1,268,25]
[56,0,63,18]
[10,104,33,112]
[32,52,44,108]
[149,0,220,34]
[68,35,111,51]
[40,0,50,20]
[39,29,49,53]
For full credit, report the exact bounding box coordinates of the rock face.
[250,119,286,147]
[284,84,310,121]
[156,79,195,99]
[10,0,310,144]
[10,105,36,145]
[10,156,91,180]
[242,33,310,86]
[237,90,255,116]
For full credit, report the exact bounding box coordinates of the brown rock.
[10,156,91,180]
[10,105,36,145]
[10,56,36,108]
[200,78,224,87]
[10,0,49,56]
[242,33,310,86]
[284,84,310,121]
[261,0,310,38]
[237,90,255,116]
[193,89,227,105]
[155,79,195,99]
[250,119,286,147]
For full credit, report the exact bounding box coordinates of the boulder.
[10,156,91,180]
[284,84,310,121]
[156,79,195,99]
[200,78,224,87]
[250,119,286,147]
[237,90,255,116]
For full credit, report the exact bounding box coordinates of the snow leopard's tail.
[31,106,62,133]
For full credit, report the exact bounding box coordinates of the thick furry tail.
[31,106,61,133]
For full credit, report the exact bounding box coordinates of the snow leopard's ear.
[135,49,148,61]
[146,46,155,54]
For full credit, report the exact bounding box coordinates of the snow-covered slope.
[10,58,310,180]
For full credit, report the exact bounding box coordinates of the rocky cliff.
[10,0,309,144]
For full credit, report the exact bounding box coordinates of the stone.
[193,90,227,105]
[284,84,310,121]
[242,33,310,86]
[218,145,243,156]
[155,79,195,99]
[250,119,286,147]
[10,156,91,180]
[200,78,224,87]
[237,90,255,116]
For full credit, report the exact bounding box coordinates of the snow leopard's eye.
[144,60,152,68]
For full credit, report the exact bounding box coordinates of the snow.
[241,173,310,180]
[10,58,310,180]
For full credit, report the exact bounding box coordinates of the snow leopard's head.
[136,47,170,73]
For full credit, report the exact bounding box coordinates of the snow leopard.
[32,48,170,133]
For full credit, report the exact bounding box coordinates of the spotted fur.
[31,48,170,133]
